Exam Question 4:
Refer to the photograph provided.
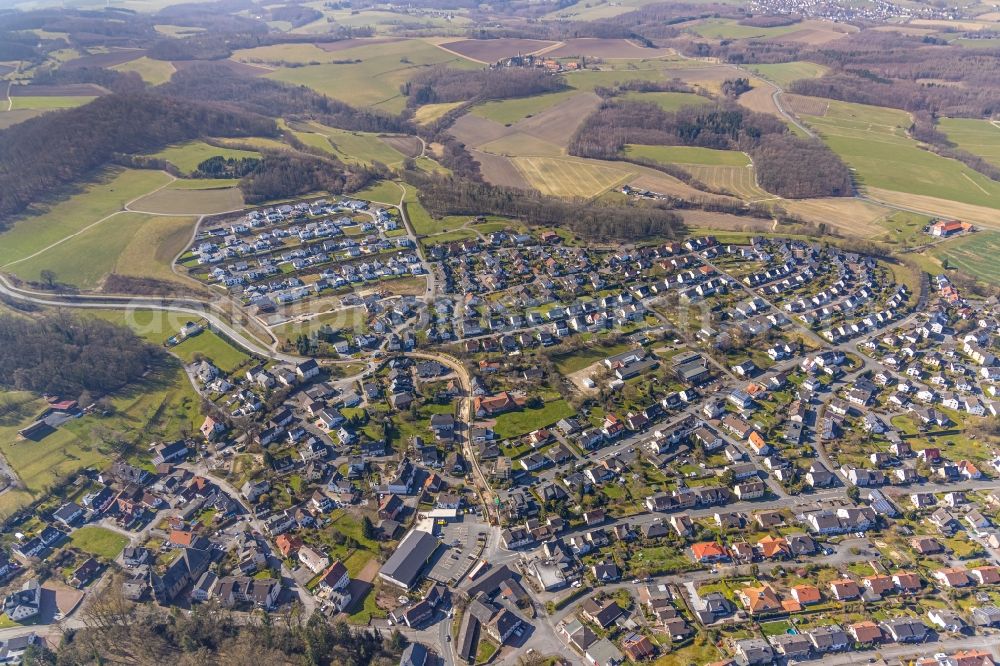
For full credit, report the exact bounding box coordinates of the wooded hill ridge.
[569,101,853,199]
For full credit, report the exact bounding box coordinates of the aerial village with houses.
[3,190,1000,666]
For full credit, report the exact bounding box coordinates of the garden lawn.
[493,399,575,439]
[70,526,129,559]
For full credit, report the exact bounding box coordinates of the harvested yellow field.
[413,101,466,125]
[864,188,1000,230]
[680,164,773,201]
[511,156,635,198]
[781,197,892,237]
[479,132,565,157]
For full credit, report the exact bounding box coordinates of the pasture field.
[932,231,1000,285]
[12,212,196,290]
[471,89,581,125]
[875,211,933,247]
[71,526,129,559]
[0,362,199,519]
[745,61,828,88]
[413,101,466,125]
[129,186,244,215]
[154,24,205,37]
[214,136,291,152]
[623,144,750,166]
[351,180,404,205]
[264,39,477,114]
[232,43,339,64]
[545,0,673,21]
[167,178,240,190]
[305,123,409,166]
[111,56,176,85]
[0,169,172,268]
[951,37,1000,48]
[620,90,711,111]
[150,141,261,174]
[689,18,805,40]
[170,329,251,372]
[511,156,635,198]
[801,98,1000,210]
[939,117,1000,169]
[9,95,95,110]
[113,215,199,286]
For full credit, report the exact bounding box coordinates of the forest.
[402,67,567,107]
[406,171,685,241]
[0,313,160,398]
[569,101,852,198]
[25,593,405,665]
[240,154,384,204]
[158,63,406,133]
[0,94,276,221]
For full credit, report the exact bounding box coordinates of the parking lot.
[425,517,488,586]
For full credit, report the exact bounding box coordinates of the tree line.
[158,62,407,134]
[0,312,160,398]
[402,66,567,107]
[240,153,384,204]
[404,170,686,241]
[26,592,405,665]
[569,100,852,198]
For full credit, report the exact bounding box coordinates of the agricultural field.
[681,164,772,201]
[128,186,244,215]
[478,132,564,158]
[149,141,261,175]
[8,95,96,110]
[931,230,1000,285]
[620,90,711,111]
[800,98,1000,210]
[0,169,173,268]
[745,61,828,88]
[12,212,197,290]
[262,39,478,114]
[471,89,582,125]
[438,38,558,63]
[688,18,807,40]
[543,38,673,59]
[623,145,750,166]
[511,156,635,198]
[939,117,1000,169]
[111,56,176,85]
[412,101,465,125]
